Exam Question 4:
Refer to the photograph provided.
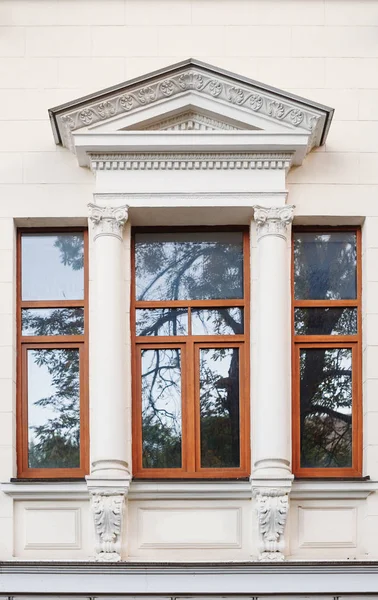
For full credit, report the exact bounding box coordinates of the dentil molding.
[89,152,293,172]
[88,203,129,241]
[254,487,290,562]
[253,205,294,241]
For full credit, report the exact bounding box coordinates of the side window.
[292,228,361,477]
[132,229,250,478]
[17,230,88,478]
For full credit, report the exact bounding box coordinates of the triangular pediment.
[49,59,333,158]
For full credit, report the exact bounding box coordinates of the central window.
[132,228,250,478]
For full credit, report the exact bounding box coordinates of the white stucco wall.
[0,0,378,562]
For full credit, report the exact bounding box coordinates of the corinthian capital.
[253,205,294,241]
[88,203,129,241]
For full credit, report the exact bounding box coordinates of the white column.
[251,204,294,562]
[86,198,130,562]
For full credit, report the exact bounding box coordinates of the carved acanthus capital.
[88,203,129,241]
[253,205,294,241]
[253,487,289,562]
[90,489,127,562]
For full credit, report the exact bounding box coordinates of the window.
[292,228,361,477]
[132,228,250,478]
[17,230,88,478]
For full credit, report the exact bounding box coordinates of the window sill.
[1,478,377,502]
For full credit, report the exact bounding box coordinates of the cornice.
[49,60,333,154]
[90,152,293,172]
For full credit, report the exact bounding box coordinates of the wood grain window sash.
[292,227,362,478]
[131,228,250,479]
[17,229,89,479]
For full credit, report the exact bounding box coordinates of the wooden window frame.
[17,228,89,479]
[292,226,362,478]
[131,226,250,479]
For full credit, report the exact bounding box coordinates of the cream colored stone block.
[289,183,372,217]
[0,0,58,25]
[0,89,84,122]
[0,184,92,218]
[364,379,378,414]
[92,26,158,57]
[363,218,378,248]
[0,445,15,481]
[366,491,378,516]
[0,379,15,413]
[58,57,125,89]
[57,0,125,25]
[325,121,361,153]
[158,26,226,57]
[257,58,325,89]
[359,90,378,122]
[289,89,359,122]
[365,346,378,380]
[0,283,13,315]
[0,249,14,283]
[364,446,378,479]
[23,153,93,184]
[366,413,378,446]
[0,27,24,57]
[325,0,378,26]
[292,26,378,58]
[359,155,378,186]
[0,315,14,348]
[192,0,324,25]
[225,26,291,57]
[0,121,56,153]
[365,314,378,346]
[0,412,15,447]
[365,282,378,313]
[364,515,378,558]
[14,501,93,558]
[126,0,191,25]
[124,56,182,80]
[0,154,23,184]
[288,153,359,185]
[0,494,13,519]
[26,26,91,57]
[0,57,58,89]
[326,58,378,88]
[366,249,378,282]
[0,347,14,380]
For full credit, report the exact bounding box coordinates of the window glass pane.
[300,348,352,469]
[141,348,182,468]
[192,308,243,335]
[27,348,80,469]
[136,309,187,336]
[200,347,240,468]
[22,308,84,336]
[294,232,357,300]
[22,233,84,301]
[135,232,244,301]
[294,308,357,336]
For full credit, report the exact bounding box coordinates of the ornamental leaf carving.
[209,79,222,97]
[178,71,204,90]
[160,79,175,96]
[137,86,156,105]
[62,115,75,129]
[250,94,263,111]
[268,101,285,119]
[97,101,116,119]
[289,108,304,126]
[255,488,289,562]
[91,493,124,562]
[79,109,94,125]
[228,87,244,104]
[119,94,133,111]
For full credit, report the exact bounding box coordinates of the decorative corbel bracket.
[253,487,290,562]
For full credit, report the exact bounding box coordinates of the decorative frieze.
[88,203,129,241]
[253,205,294,241]
[90,489,127,562]
[90,153,293,172]
[56,67,322,151]
[144,110,242,131]
[254,488,290,562]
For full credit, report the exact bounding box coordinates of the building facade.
[1,0,378,596]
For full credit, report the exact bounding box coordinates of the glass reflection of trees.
[135,232,245,473]
[28,349,80,469]
[22,233,84,471]
[294,231,357,470]
[300,348,352,468]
